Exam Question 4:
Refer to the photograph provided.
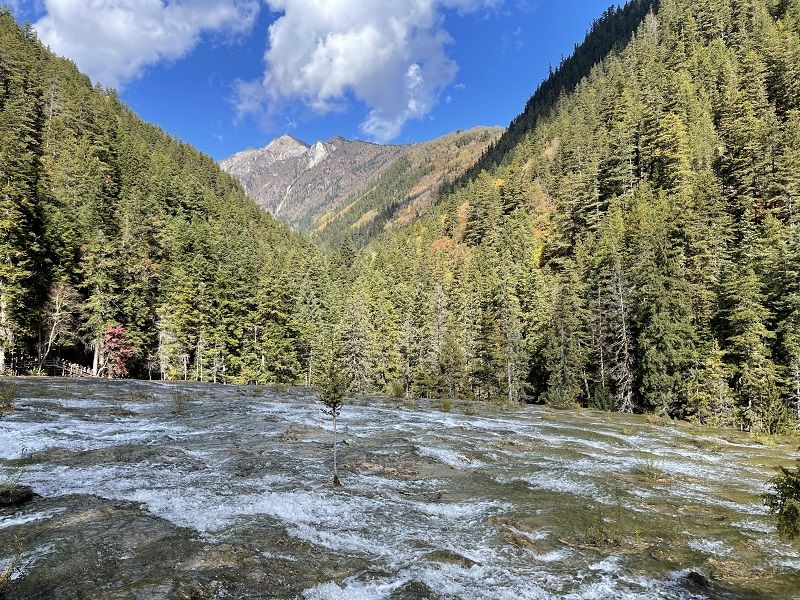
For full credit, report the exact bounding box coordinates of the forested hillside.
[313,127,503,250]
[324,0,800,433]
[3,0,799,435]
[0,10,326,383]
[451,0,658,190]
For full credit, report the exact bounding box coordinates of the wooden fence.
[10,357,94,378]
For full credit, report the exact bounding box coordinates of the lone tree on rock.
[317,336,349,487]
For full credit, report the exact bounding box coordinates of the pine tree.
[496,249,527,404]
[83,230,120,376]
[292,267,328,386]
[544,248,591,408]
[595,201,636,412]
[318,334,349,487]
[629,188,697,416]
[0,20,45,372]
[720,263,786,432]
[338,289,373,396]
[685,340,736,427]
[438,325,468,399]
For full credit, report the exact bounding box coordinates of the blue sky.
[12,1,620,161]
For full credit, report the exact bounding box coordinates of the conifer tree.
[318,334,348,487]
[0,21,45,372]
[595,201,636,412]
[720,262,784,431]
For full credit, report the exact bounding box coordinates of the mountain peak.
[267,133,308,151]
[258,134,309,163]
[220,127,503,235]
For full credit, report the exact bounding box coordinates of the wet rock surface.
[0,484,35,508]
[388,580,442,599]
[0,378,799,599]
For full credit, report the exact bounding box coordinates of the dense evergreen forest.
[324,0,800,434]
[2,0,800,435]
[0,10,327,384]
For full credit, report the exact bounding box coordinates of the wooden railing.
[10,357,94,378]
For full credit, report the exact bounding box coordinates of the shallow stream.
[1,379,799,599]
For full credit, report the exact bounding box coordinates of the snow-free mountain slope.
[220,127,503,239]
[220,135,408,230]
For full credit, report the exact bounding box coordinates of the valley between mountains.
[2,1,800,598]
[220,127,503,248]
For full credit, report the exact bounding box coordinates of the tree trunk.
[793,363,800,424]
[612,265,634,413]
[92,340,100,377]
[332,413,342,487]
[597,289,607,391]
[0,295,8,375]
[506,356,513,404]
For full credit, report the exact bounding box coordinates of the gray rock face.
[220,134,407,230]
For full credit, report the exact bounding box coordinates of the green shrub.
[0,382,17,419]
[764,459,800,540]
[635,457,667,482]
[751,433,777,447]
[578,504,624,548]
[440,398,453,412]
[645,414,664,426]
[462,402,477,416]
[387,381,406,399]
[170,389,191,415]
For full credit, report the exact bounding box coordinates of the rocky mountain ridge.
[220,134,408,230]
[220,128,503,238]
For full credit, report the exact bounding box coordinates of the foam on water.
[731,518,772,533]
[535,549,572,563]
[288,523,389,555]
[416,445,484,469]
[688,538,732,556]
[512,471,606,501]
[303,579,400,600]
[27,398,112,409]
[411,498,510,519]
[0,508,65,530]
[0,413,189,459]
[3,381,800,598]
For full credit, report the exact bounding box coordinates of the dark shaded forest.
[0,10,326,384]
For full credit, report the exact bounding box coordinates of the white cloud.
[34,0,260,88]
[237,0,500,142]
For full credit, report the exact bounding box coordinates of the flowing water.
[0,378,799,599]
